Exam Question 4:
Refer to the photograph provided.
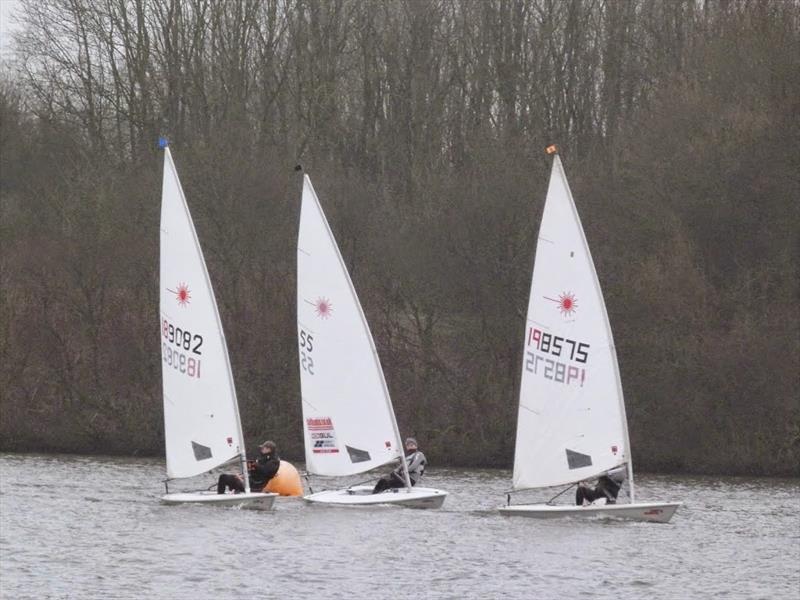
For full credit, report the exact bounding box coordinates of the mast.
[164,146,251,493]
[302,174,411,489]
[510,144,630,493]
[384,384,413,491]
[552,150,634,502]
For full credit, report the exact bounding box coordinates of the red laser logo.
[167,282,192,307]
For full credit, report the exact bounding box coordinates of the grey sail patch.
[192,441,213,461]
[566,448,592,469]
[346,445,371,463]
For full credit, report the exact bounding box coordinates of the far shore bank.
[2,448,797,479]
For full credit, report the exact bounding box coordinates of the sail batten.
[512,154,629,491]
[159,148,246,480]
[297,176,403,477]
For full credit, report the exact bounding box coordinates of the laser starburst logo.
[167,282,192,307]
[544,291,578,318]
[315,297,333,319]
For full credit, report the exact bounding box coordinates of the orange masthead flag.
[545,144,558,155]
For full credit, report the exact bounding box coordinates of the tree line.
[1,0,798,475]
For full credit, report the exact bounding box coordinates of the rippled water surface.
[1,453,798,599]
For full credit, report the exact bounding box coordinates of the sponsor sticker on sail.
[307,417,339,454]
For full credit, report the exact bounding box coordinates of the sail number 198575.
[528,327,589,362]
[525,327,589,387]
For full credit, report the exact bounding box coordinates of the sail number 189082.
[162,319,203,354]
[161,318,202,379]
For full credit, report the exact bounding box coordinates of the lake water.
[1,453,798,599]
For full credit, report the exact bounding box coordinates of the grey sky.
[0,0,21,55]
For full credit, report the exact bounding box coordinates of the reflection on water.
[1,454,798,599]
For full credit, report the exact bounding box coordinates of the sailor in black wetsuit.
[576,466,626,505]
[217,441,280,494]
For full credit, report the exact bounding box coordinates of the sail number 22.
[299,329,314,375]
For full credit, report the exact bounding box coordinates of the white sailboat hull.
[161,491,278,510]
[498,501,680,523]
[304,485,447,509]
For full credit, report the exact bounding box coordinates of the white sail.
[159,148,245,479]
[512,154,629,490]
[297,175,403,476]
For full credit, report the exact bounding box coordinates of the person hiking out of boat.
[575,465,626,506]
[372,438,426,494]
[217,440,280,494]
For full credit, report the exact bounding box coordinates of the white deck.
[161,491,277,510]
[304,485,447,509]
[498,501,680,523]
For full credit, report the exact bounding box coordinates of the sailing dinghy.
[297,175,447,509]
[498,148,679,523]
[159,145,276,510]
